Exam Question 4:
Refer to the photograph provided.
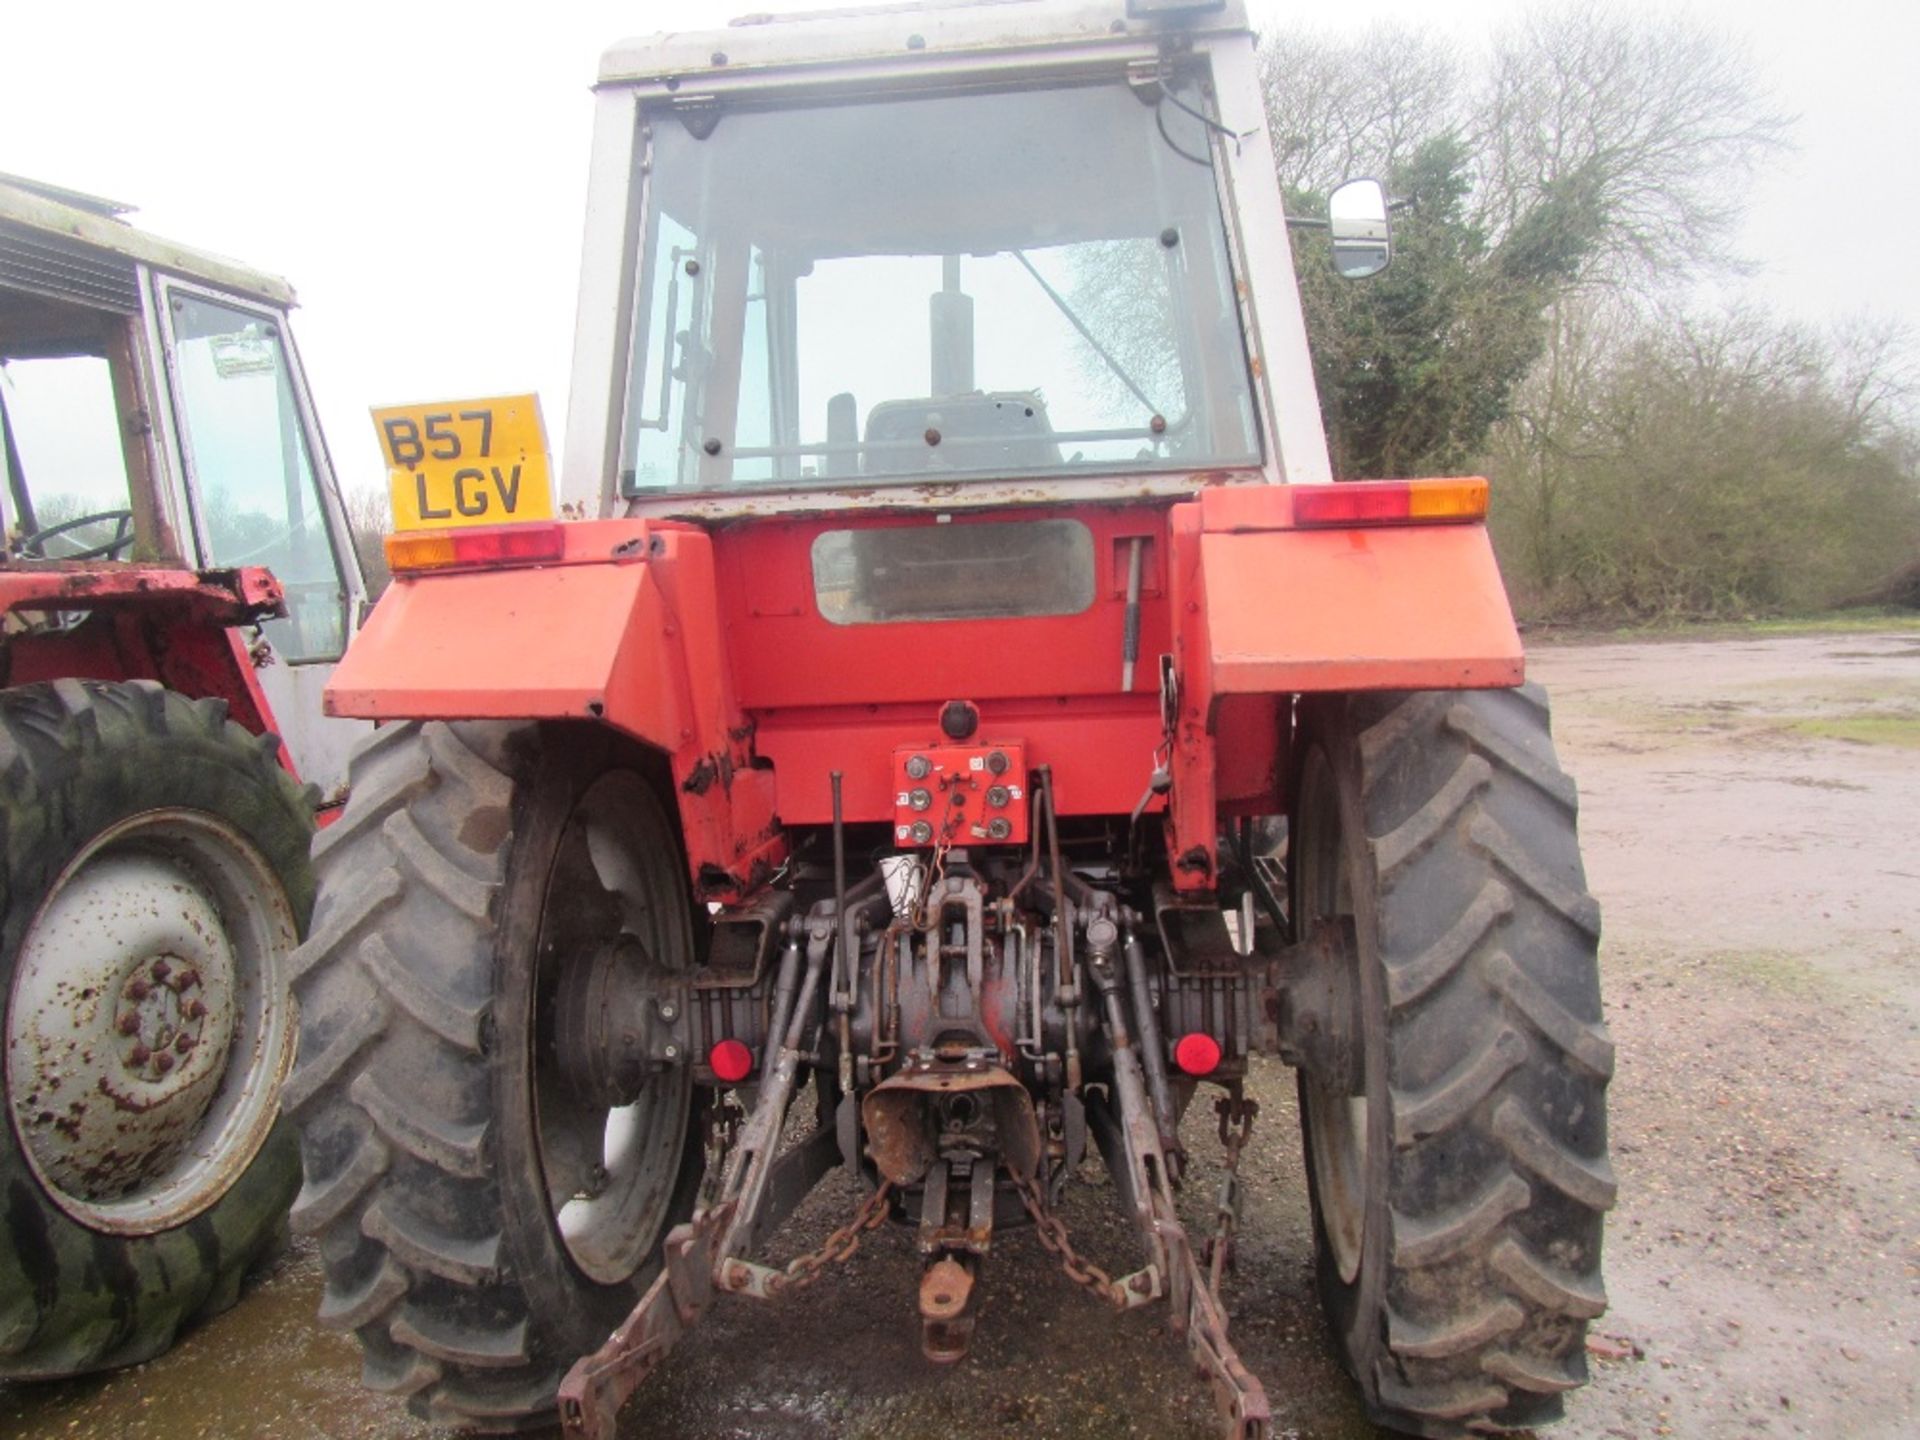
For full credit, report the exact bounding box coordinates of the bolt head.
[129,979,151,1000]
[660,1003,678,1022]
[129,1044,151,1065]
[662,1044,680,1061]
[175,1034,194,1054]
[175,969,199,991]
[151,959,172,982]
[154,1051,174,1073]
[118,1013,141,1036]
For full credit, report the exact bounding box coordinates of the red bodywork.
[1,565,290,764]
[328,483,1521,896]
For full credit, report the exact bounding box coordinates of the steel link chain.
[767,1179,895,1296]
[1012,1172,1125,1310]
[1206,1090,1258,1296]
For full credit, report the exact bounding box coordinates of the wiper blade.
[1008,250,1163,421]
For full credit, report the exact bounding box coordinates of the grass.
[1527,606,1920,645]
[1788,713,1920,748]
[1702,948,1824,996]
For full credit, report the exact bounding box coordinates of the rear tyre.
[288,721,705,1431]
[0,679,311,1379]
[1290,686,1614,1437]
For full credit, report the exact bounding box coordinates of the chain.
[1207,1088,1258,1296]
[768,1179,894,1296]
[1012,1171,1125,1310]
[696,1093,747,1209]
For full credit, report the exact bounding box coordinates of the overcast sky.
[5,0,1913,503]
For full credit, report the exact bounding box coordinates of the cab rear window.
[811,519,1095,625]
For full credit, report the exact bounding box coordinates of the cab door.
[154,278,371,796]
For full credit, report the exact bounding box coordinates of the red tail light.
[386,523,566,574]
[1292,477,1488,529]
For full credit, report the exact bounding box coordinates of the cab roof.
[0,172,296,309]
[598,0,1249,87]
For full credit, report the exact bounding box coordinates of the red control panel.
[891,743,1028,848]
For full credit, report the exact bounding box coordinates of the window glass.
[0,354,136,559]
[169,293,345,661]
[811,520,1096,625]
[622,78,1259,491]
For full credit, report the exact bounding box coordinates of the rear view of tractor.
[292,4,1614,1437]
[1,175,367,1377]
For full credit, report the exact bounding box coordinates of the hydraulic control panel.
[891,743,1028,848]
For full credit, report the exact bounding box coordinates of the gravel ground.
[3,626,1915,1439]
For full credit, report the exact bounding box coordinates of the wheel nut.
[129,1043,151,1064]
[185,999,206,1020]
[152,959,171,982]
[154,1051,174,1073]
[175,969,199,990]
[118,1013,141,1036]
[175,1034,194,1054]
[129,979,151,1000]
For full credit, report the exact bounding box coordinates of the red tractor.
[292,4,1613,1437]
[1,174,368,1377]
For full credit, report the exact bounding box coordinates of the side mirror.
[1328,178,1391,279]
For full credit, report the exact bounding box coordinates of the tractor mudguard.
[1199,525,1522,692]
[324,521,783,896]
[1160,484,1522,891]
[1184,483,1523,696]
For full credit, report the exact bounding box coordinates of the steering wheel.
[16,509,137,561]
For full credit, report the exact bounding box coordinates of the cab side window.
[1,331,138,561]
[168,291,347,661]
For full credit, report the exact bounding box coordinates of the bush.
[1485,309,1920,621]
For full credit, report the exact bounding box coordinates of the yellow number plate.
[374,394,555,532]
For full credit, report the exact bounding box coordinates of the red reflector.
[386,522,566,573]
[1292,477,1488,529]
[1173,1032,1222,1077]
[709,1039,754,1084]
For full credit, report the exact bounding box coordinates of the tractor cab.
[0,172,369,793]
[565,0,1335,514]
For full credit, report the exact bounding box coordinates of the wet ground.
[4,626,1917,1439]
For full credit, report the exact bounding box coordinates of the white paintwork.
[565,0,1335,519]
[0,179,296,307]
[562,91,648,515]
[254,659,371,803]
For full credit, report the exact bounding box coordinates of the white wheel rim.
[5,809,297,1234]
[1297,748,1369,1287]
[533,772,693,1285]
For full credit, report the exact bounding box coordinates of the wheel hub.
[113,954,215,1081]
[4,810,293,1234]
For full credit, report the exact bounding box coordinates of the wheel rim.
[4,809,297,1234]
[532,771,693,1285]
[1296,747,1369,1287]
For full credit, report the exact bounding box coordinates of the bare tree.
[1258,23,1460,195]
[1473,8,1793,284]
[342,483,392,597]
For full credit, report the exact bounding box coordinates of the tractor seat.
[863,390,1062,473]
